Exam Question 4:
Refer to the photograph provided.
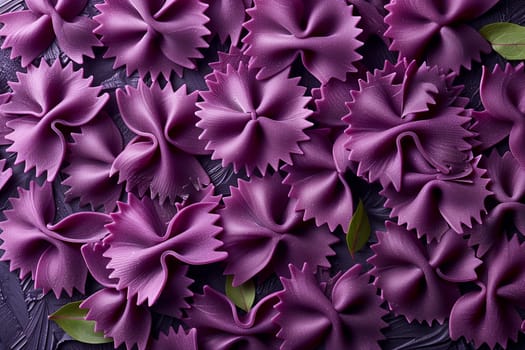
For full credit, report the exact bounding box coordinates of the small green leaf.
[49,301,113,345]
[225,275,255,312]
[346,200,371,258]
[480,22,525,60]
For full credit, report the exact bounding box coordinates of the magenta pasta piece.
[344,59,474,192]
[474,63,525,167]
[449,236,525,349]
[466,151,525,256]
[151,327,198,350]
[112,81,210,204]
[282,129,354,232]
[243,0,362,83]
[82,289,152,350]
[274,263,386,350]
[0,60,108,181]
[206,46,251,82]
[203,0,252,44]
[347,0,388,42]
[185,286,280,350]
[311,72,360,131]
[81,241,118,289]
[382,157,491,241]
[219,173,337,286]
[0,182,111,297]
[384,0,498,72]
[197,62,312,175]
[81,242,153,350]
[62,114,123,212]
[103,193,226,307]
[83,241,197,348]
[94,0,210,79]
[369,222,481,324]
[0,0,101,66]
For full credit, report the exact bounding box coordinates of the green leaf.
[49,301,113,345]
[480,22,525,60]
[346,200,371,258]
[225,275,255,312]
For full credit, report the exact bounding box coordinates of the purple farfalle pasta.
[103,192,226,308]
[81,242,153,350]
[151,327,198,350]
[369,222,481,324]
[473,63,525,167]
[382,157,491,241]
[466,151,525,257]
[274,263,386,350]
[0,181,111,297]
[112,81,210,204]
[347,0,388,43]
[83,289,151,350]
[384,0,498,73]
[197,62,312,175]
[219,173,337,286]
[0,60,109,181]
[94,0,210,79]
[0,0,101,66]
[449,236,525,349]
[282,129,354,232]
[311,72,360,131]
[203,0,252,45]
[206,46,251,82]
[185,286,280,350]
[62,114,123,212]
[344,59,474,192]
[243,0,362,83]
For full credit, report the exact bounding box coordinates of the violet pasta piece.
[203,0,252,45]
[0,60,109,181]
[112,81,210,204]
[103,192,226,308]
[62,114,123,212]
[219,173,337,286]
[384,0,498,73]
[382,157,491,241]
[243,0,362,83]
[176,183,223,212]
[81,242,153,350]
[311,72,360,131]
[0,181,111,297]
[344,59,474,191]
[0,0,101,66]
[282,129,354,232]
[197,62,312,175]
[473,63,525,167]
[466,151,525,257]
[347,0,388,43]
[274,263,387,350]
[206,46,250,82]
[94,0,210,79]
[449,236,525,349]
[0,159,12,190]
[368,222,481,324]
[185,286,280,350]
[151,327,198,350]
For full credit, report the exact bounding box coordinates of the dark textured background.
[0,0,524,349]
